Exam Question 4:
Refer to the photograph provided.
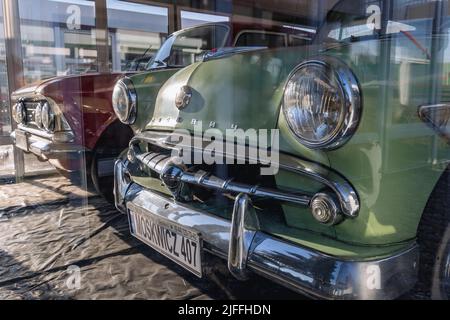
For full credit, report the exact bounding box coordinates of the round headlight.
[12,102,26,124]
[112,77,137,125]
[41,102,55,132]
[35,102,43,128]
[282,57,361,150]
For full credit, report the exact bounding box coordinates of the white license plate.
[128,203,203,277]
[15,130,28,152]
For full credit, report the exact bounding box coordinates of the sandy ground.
[0,175,305,300]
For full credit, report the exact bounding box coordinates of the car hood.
[147,47,312,136]
[11,72,132,102]
[11,77,55,99]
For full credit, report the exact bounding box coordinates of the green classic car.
[112,0,450,299]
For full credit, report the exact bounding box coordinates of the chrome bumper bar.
[11,129,85,160]
[114,159,418,300]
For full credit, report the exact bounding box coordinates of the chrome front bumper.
[11,129,85,160]
[114,159,419,300]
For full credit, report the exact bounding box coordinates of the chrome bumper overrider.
[114,159,419,299]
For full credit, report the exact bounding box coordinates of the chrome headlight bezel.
[282,57,362,150]
[41,101,55,132]
[112,77,137,125]
[12,101,26,124]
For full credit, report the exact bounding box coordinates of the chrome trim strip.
[130,131,359,217]
[114,161,417,299]
[278,153,359,218]
[202,46,268,61]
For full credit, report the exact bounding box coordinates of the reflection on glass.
[19,0,97,83]
[0,145,13,177]
[0,4,9,137]
[148,24,229,69]
[235,31,287,47]
[180,10,229,29]
[0,4,13,178]
[107,0,169,72]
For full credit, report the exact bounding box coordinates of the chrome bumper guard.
[114,159,419,299]
[11,129,84,160]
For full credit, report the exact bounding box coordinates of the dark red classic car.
[10,21,314,200]
[11,72,133,199]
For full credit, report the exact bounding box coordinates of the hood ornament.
[175,85,192,110]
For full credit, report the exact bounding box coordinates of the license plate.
[15,130,28,152]
[128,203,203,277]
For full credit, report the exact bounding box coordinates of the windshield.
[147,24,229,70]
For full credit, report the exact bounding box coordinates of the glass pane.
[2,0,450,302]
[180,10,230,29]
[0,3,10,138]
[235,31,287,47]
[107,0,169,72]
[0,4,13,179]
[18,0,97,83]
[0,145,13,177]
[16,0,98,174]
[167,24,229,67]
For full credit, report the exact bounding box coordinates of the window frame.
[233,29,288,47]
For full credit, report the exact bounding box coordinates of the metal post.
[379,0,393,173]
[95,0,110,73]
[54,25,64,75]
[2,0,25,182]
[429,0,447,165]
[172,0,180,32]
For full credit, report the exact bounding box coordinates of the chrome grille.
[129,131,360,218]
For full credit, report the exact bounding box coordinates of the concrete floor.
[0,175,305,300]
